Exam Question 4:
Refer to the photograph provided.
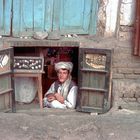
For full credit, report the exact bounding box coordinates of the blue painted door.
[0,0,12,35]
[12,0,53,36]
[58,0,95,34]
[0,0,98,36]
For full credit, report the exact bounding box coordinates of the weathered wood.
[80,68,108,73]
[77,48,112,113]
[0,89,13,95]
[0,47,15,112]
[80,87,107,92]
[88,91,104,108]
[134,0,140,56]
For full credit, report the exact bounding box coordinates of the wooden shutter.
[77,48,112,113]
[58,0,96,34]
[134,0,140,56]
[12,0,53,36]
[0,0,12,36]
[0,47,15,112]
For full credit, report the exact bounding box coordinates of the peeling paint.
[120,0,136,26]
[105,0,119,36]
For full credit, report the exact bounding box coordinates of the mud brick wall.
[112,0,140,109]
[112,39,140,109]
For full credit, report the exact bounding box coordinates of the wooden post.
[134,0,140,56]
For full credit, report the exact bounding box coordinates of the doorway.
[42,47,79,96]
[13,45,112,113]
[14,46,79,108]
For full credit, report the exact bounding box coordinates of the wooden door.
[77,48,112,113]
[0,0,98,36]
[0,47,15,112]
[58,0,97,34]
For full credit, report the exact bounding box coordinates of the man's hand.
[54,93,64,104]
[47,94,56,102]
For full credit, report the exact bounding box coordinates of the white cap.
[55,61,73,73]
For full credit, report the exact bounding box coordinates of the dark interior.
[14,46,79,97]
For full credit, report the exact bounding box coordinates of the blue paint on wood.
[1,0,98,36]
[13,0,34,36]
[13,0,53,36]
[34,0,45,31]
[59,0,92,34]
[44,0,53,31]
[0,0,12,35]
[12,0,21,36]
[89,0,98,34]
[21,0,34,34]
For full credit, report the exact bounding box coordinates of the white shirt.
[45,82,78,109]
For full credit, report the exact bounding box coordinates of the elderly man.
[43,61,78,109]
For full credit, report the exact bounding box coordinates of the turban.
[55,61,73,73]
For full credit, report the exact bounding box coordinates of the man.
[43,61,78,109]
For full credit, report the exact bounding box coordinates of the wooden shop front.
[0,40,112,113]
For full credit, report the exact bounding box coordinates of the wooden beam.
[134,0,140,56]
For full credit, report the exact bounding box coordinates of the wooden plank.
[88,91,104,108]
[21,0,34,35]
[81,72,90,87]
[12,0,54,36]
[81,106,102,111]
[134,0,140,56]
[0,0,12,35]
[59,0,93,34]
[12,0,21,36]
[81,72,105,89]
[80,87,107,92]
[0,94,5,110]
[81,91,89,106]
[53,0,60,30]
[13,0,34,36]
[4,0,12,35]
[79,106,103,113]
[89,73,97,88]
[80,68,108,73]
[0,71,11,76]
[4,92,11,109]
[34,0,45,31]
[0,0,4,34]
[0,75,11,93]
[0,89,13,95]
[44,0,54,31]
[89,0,98,34]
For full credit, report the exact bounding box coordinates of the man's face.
[57,69,69,83]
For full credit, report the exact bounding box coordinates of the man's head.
[55,61,73,83]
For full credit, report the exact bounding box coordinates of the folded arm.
[64,86,78,109]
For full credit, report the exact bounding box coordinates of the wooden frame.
[13,56,44,109]
[134,0,140,56]
[14,56,44,73]
[77,48,112,113]
[0,47,15,112]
